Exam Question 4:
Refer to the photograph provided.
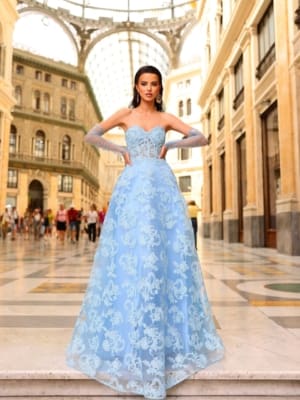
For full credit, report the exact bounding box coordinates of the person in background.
[32,208,42,240]
[67,204,78,244]
[11,206,19,240]
[97,207,106,237]
[56,204,67,243]
[76,207,83,242]
[86,204,98,242]
[187,200,201,249]
[1,207,11,240]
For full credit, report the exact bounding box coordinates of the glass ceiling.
[14,1,198,119]
[28,0,197,22]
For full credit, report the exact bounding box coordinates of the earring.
[136,93,140,103]
[156,94,162,104]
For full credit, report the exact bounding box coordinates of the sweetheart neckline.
[126,125,165,134]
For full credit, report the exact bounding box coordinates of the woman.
[66,65,224,400]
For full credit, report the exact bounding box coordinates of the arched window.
[62,135,71,160]
[178,100,184,117]
[9,125,17,154]
[33,90,41,111]
[43,93,50,113]
[186,98,192,115]
[15,86,22,106]
[34,130,45,157]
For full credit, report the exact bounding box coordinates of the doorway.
[261,103,280,248]
[237,133,247,242]
[28,179,44,211]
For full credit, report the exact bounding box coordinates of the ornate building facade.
[197,0,300,255]
[9,49,101,213]
[0,0,18,211]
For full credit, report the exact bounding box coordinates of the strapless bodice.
[125,125,165,160]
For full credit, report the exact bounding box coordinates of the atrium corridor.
[0,233,299,399]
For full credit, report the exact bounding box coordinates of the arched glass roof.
[27,0,197,22]
[14,0,198,118]
[13,12,78,65]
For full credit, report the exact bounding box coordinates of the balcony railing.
[256,43,276,80]
[8,152,99,187]
[233,87,244,110]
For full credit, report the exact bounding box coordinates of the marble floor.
[0,232,300,396]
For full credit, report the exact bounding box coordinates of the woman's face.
[136,73,161,103]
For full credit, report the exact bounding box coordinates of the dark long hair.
[130,65,164,111]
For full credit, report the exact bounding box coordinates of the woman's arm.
[163,113,209,149]
[84,108,130,154]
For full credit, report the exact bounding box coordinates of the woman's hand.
[159,145,168,159]
[123,152,132,165]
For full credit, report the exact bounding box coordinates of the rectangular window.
[16,64,24,75]
[69,98,75,120]
[61,97,67,118]
[61,78,68,88]
[179,175,191,192]
[35,70,42,80]
[178,148,191,161]
[7,169,18,188]
[217,88,225,130]
[233,55,244,110]
[45,73,51,82]
[58,175,73,193]
[256,2,275,79]
[70,81,77,90]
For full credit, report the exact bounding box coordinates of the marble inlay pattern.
[0,234,299,384]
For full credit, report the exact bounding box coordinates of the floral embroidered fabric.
[66,126,224,399]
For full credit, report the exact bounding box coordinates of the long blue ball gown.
[66,126,224,399]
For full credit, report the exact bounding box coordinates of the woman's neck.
[135,105,157,114]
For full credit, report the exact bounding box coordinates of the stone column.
[242,27,265,247]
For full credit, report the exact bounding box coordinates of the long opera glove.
[164,128,209,149]
[84,124,127,154]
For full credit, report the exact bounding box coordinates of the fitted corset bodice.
[125,125,165,160]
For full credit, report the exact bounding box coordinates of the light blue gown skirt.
[66,127,224,399]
